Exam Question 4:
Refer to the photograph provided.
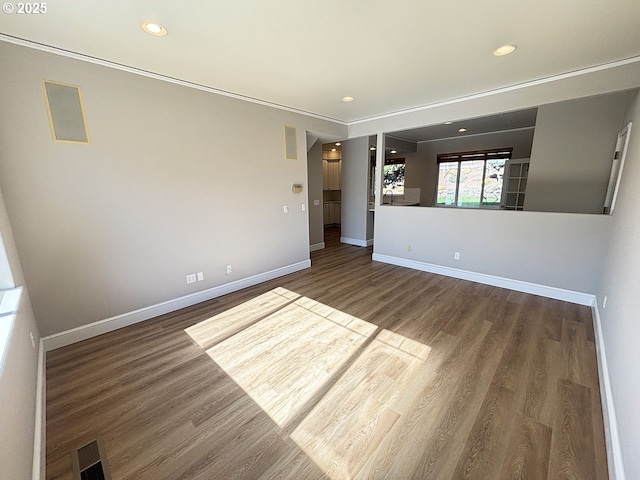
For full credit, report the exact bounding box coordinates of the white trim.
[5,34,638,128]
[42,260,311,352]
[366,239,374,247]
[349,55,640,125]
[592,303,626,480]
[609,122,633,215]
[340,237,370,248]
[371,253,594,306]
[309,242,325,252]
[0,35,346,126]
[32,339,45,480]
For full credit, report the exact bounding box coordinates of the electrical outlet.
[226,264,233,275]
[30,332,35,349]
[454,252,460,260]
[407,245,412,252]
[283,205,289,213]
[186,273,197,284]
[197,272,204,282]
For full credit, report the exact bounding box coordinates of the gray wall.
[0,41,346,336]
[525,91,631,213]
[407,128,535,206]
[306,139,324,247]
[373,206,608,294]
[597,90,640,480]
[0,187,40,480]
[341,136,370,244]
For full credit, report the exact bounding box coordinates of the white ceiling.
[389,108,538,143]
[1,0,640,123]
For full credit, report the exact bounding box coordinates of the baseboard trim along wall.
[33,339,45,480]
[33,253,624,479]
[340,237,369,247]
[371,253,595,306]
[41,260,311,352]
[373,252,625,477]
[591,303,626,480]
[309,242,325,252]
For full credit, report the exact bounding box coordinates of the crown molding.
[0,34,348,126]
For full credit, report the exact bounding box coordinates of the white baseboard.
[42,260,311,352]
[340,237,370,247]
[32,339,45,480]
[371,253,595,306]
[309,242,325,252]
[592,303,626,480]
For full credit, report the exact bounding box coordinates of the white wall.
[0,186,40,480]
[0,41,346,336]
[597,90,640,480]
[525,91,632,213]
[340,137,371,245]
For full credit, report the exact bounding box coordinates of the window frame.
[435,147,513,208]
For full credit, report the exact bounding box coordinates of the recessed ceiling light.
[342,96,354,102]
[458,128,467,133]
[141,22,168,36]
[493,44,517,56]
[331,148,337,152]
[335,142,341,146]
[370,146,376,151]
[390,149,398,154]
[444,121,453,125]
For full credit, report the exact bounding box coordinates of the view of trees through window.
[436,148,512,208]
[383,160,405,195]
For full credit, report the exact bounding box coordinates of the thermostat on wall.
[292,184,303,193]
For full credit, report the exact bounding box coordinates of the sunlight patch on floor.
[184,287,298,348]
[185,288,431,479]
[290,328,431,480]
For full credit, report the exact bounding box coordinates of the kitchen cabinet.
[322,160,342,191]
[333,202,341,224]
[323,203,331,225]
[323,202,341,225]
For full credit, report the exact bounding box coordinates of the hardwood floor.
[46,227,608,479]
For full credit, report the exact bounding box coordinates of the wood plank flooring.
[46,226,608,479]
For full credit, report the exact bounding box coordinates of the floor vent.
[72,438,112,480]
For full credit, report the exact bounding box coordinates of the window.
[435,148,512,208]
[383,158,405,195]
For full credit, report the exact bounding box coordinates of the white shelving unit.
[501,158,529,211]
